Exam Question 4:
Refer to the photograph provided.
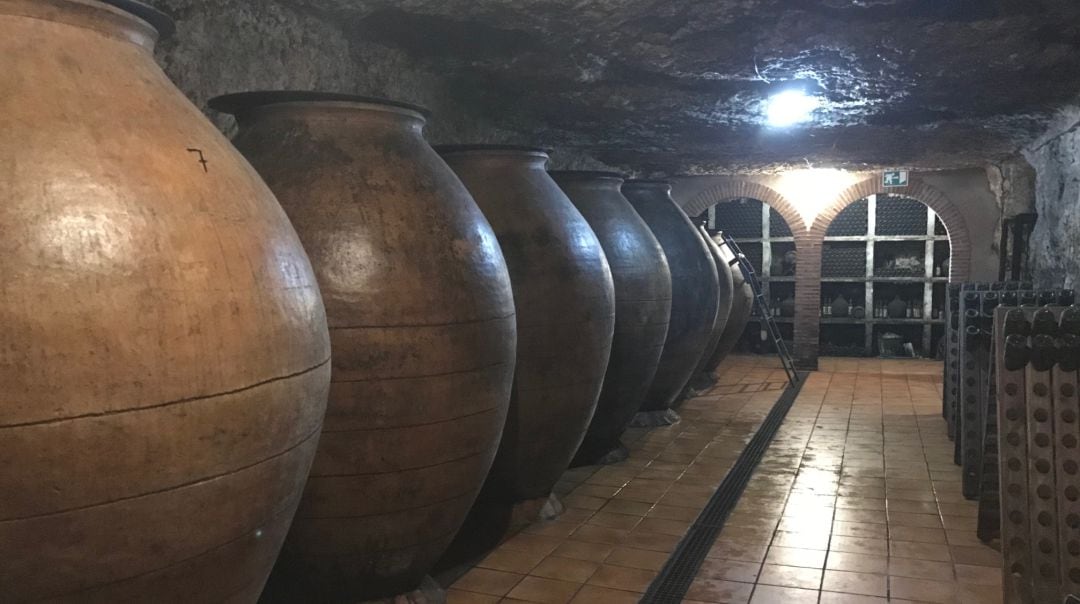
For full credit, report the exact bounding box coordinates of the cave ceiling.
[170,0,1080,174]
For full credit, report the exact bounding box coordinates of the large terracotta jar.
[704,231,754,373]
[551,171,673,465]
[211,95,517,602]
[440,149,615,497]
[688,225,735,388]
[623,180,720,422]
[0,2,332,602]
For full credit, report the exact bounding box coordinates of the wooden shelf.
[820,317,945,325]
[825,235,949,243]
[712,194,951,358]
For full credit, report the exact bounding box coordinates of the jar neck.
[0,0,165,52]
[440,150,550,171]
[549,172,625,192]
[234,102,428,136]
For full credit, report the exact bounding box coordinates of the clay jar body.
[623,181,720,417]
[0,3,332,602]
[552,172,673,464]
[441,149,615,498]
[704,234,754,373]
[213,94,517,602]
[691,226,735,381]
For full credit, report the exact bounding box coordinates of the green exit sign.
[883,170,910,187]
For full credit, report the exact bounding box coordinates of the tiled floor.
[447,356,1002,604]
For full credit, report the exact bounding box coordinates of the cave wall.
[1023,105,1080,289]
[150,0,515,142]
[145,0,611,169]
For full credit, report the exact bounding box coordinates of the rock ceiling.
[163,0,1080,174]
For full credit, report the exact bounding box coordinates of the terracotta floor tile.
[585,563,655,592]
[829,536,888,556]
[771,530,831,550]
[562,493,608,511]
[954,563,1001,586]
[647,503,701,521]
[888,557,956,581]
[622,529,681,552]
[825,552,889,575]
[888,511,943,528]
[821,569,887,597]
[707,539,769,563]
[445,589,501,603]
[957,581,1004,604]
[567,584,640,604]
[636,516,691,536]
[832,520,887,539]
[949,544,1001,566]
[833,508,888,524]
[501,534,563,555]
[889,576,958,603]
[598,499,652,516]
[570,524,629,545]
[748,584,820,603]
[529,555,599,583]
[603,545,668,571]
[505,576,582,604]
[477,547,548,574]
[757,563,822,589]
[453,568,524,597]
[764,546,827,569]
[586,511,643,530]
[550,540,614,562]
[889,525,947,544]
[697,558,762,583]
[817,593,888,604]
[448,358,998,604]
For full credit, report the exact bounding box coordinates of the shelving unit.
[703,198,795,353]
[820,195,950,357]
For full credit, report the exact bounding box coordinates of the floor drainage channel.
[640,375,806,604]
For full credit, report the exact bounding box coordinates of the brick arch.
[809,177,972,282]
[680,179,808,234]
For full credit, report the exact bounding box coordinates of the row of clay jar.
[0,1,750,603]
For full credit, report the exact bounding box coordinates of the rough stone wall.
[149,0,513,143]
[1022,105,1080,289]
[144,0,614,170]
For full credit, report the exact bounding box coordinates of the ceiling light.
[765,90,821,127]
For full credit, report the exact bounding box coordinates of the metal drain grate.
[639,375,806,603]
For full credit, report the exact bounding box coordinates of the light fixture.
[765,90,821,127]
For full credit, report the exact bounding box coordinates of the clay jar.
[211,94,517,602]
[0,2,332,602]
[551,171,673,464]
[440,148,615,497]
[690,225,735,382]
[623,180,720,420]
[703,234,755,373]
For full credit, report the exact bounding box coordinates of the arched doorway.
[818,193,951,358]
[697,197,797,355]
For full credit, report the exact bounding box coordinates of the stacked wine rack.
[941,283,1080,602]
[995,305,1080,603]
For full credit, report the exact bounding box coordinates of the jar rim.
[436,144,552,157]
[548,170,626,181]
[209,91,432,120]
[98,0,174,38]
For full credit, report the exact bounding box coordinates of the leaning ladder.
[718,233,800,388]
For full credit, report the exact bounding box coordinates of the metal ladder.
[718,233,800,388]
